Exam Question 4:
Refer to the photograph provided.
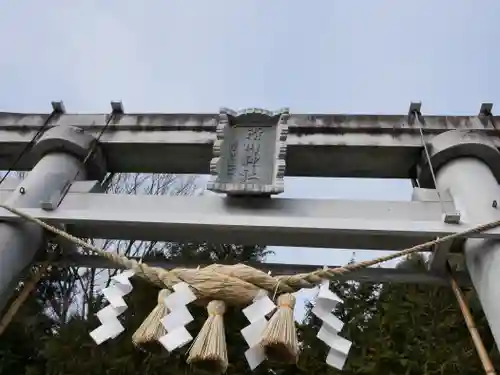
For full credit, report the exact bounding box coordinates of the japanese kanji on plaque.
[207,107,289,196]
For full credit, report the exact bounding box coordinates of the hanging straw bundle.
[132,289,171,351]
[260,293,298,364]
[5,202,500,373]
[187,300,228,374]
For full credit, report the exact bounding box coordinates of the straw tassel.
[260,293,299,364]
[132,289,171,350]
[186,300,228,374]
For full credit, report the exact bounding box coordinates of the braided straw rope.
[2,203,500,306]
[3,203,500,373]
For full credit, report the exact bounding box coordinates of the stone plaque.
[207,107,289,196]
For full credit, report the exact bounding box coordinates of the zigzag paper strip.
[313,279,352,370]
[241,290,277,370]
[158,282,197,352]
[90,269,135,345]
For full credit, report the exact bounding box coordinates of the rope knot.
[277,293,295,309]
[208,300,226,316]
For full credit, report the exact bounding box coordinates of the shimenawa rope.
[2,202,500,372]
[1,202,500,304]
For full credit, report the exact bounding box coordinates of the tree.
[0,172,200,374]
[5,170,500,374]
[0,270,56,375]
[300,254,500,374]
[26,242,273,375]
[297,261,381,375]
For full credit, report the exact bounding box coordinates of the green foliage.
[0,242,275,375]
[300,254,500,375]
[0,274,55,375]
[298,278,381,375]
[2,249,500,375]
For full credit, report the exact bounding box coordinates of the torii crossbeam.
[0,102,499,350]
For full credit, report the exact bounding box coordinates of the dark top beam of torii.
[0,103,497,178]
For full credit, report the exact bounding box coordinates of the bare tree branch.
[45,172,201,319]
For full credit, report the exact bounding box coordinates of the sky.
[0,0,499,319]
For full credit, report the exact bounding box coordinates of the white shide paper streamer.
[313,279,352,370]
[158,282,197,352]
[90,269,135,345]
[241,290,277,370]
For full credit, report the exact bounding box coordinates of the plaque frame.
[207,107,289,196]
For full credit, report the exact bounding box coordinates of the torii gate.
[0,102,499,370]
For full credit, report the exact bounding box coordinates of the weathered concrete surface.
[0,112,498,177]
[417,129,500,348]
[0,192,496,250]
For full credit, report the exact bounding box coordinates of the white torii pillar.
[417,129,500,347]
[0,125,106,312]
